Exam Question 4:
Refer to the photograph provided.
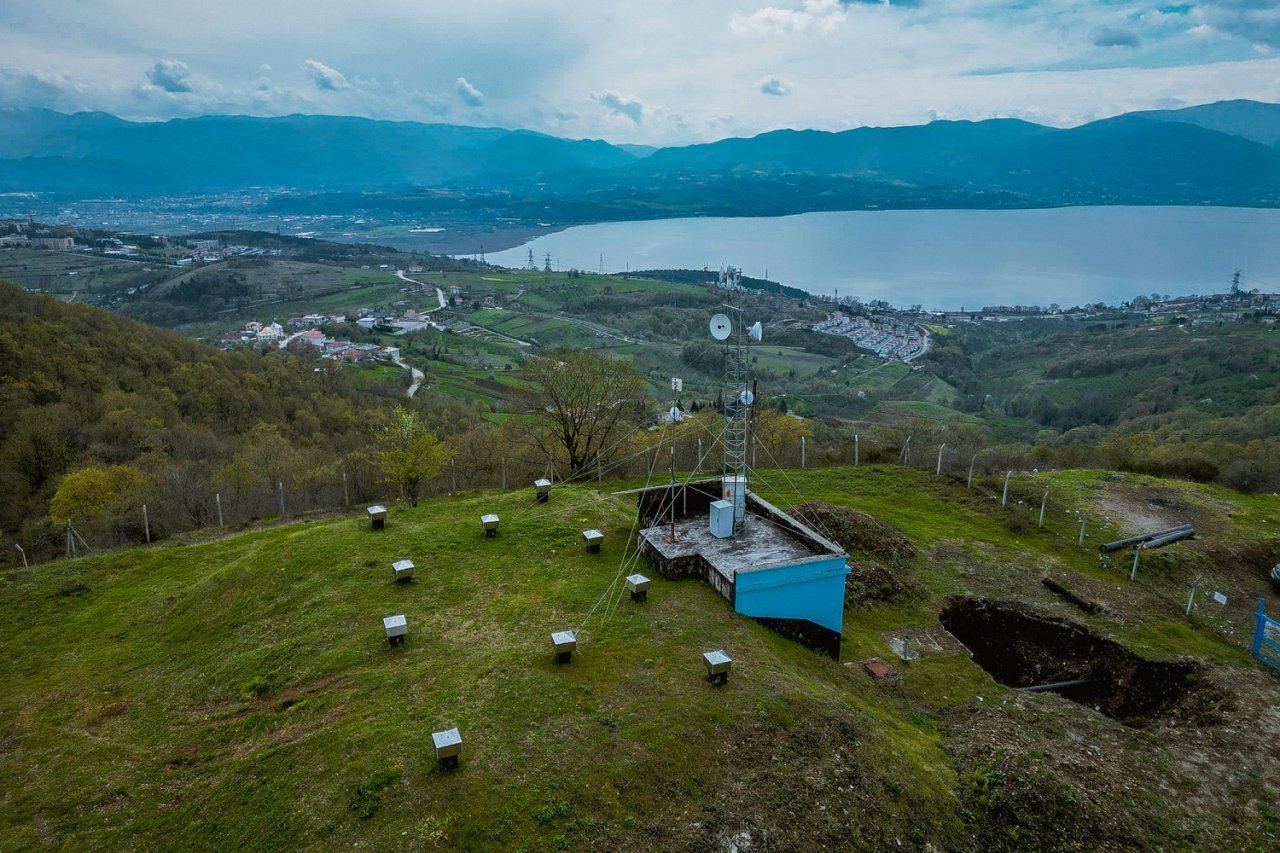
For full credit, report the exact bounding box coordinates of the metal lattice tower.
[721,273,750,530]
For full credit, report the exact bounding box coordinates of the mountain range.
[1,100,1278,211]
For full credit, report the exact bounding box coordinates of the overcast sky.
[2,1,1278,144]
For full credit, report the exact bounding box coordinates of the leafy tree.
[49,465,144,524]
[366,406,453,506]
[515,349,648,475]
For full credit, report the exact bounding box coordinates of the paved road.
[396,269,446,311]
[394,356,425,398]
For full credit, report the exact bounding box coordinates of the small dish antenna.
[749,321,763,342]
[669,405,684,422]
[710,313,732,341]
[740,389,755,406]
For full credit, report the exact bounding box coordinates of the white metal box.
[432,727,462,768]
[383,614,407,644]
[582,528,604,552]
[392,559,415,581]
[481,513,500,536]
[551,629,577,663]
[709,499,734,539]
[703,649,733,684]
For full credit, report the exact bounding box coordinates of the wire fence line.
[9,426,1272,647]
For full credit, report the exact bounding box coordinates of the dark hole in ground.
[939,598,1198,725]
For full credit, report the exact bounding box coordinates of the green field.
[3,466,1278,850]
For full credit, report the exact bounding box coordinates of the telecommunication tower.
[709,284,763,532]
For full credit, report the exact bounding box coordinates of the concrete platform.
[640,514,820,581]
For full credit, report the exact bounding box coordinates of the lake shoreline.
[486,206,1280,311]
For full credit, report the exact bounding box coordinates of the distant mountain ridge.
[1,100,1279,210]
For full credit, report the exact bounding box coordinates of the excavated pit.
[939,598,1199,725]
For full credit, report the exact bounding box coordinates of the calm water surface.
[488,207,1280,309]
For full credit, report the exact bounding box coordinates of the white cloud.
[455,76,485,106]
[758,75,793,96]
[1198,0,1280,49]
[303,59,349,91]
[592,90,643,123]
[0,0,1276,144]
[146,59,193,92]
[731,0,847,37]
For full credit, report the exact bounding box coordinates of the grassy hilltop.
[2,466,1279,851]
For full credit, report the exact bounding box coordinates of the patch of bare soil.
[943,662,1280,851]
[1095,484,1223,540]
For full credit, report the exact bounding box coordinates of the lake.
[487,207,1280,310]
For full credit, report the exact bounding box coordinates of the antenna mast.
[710,267,760,534]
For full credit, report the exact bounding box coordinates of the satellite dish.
[669,405,683,423]
[709,313,732,341]
[740,389,755,406]
[749,321,763,342]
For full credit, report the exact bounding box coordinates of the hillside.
[2,466,1278,850]
[0,283,409,552]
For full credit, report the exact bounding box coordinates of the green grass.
[1,480,975,850]
[4,466,1275,849]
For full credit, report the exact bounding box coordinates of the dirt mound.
[793,500,916,564]
[793,500,919,606]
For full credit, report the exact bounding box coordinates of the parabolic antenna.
[740,389,755,406]
[669,405,684,423]
[748,321,763,342]
[709,313,732,341]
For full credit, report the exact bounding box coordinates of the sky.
[1,1,1278,145]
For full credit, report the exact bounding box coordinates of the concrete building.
[634,480,849,658]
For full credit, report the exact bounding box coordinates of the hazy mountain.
[0,110,638,193]
[1,101,1278,209]
[1121,99,1280,147]
[638,118,1054,180]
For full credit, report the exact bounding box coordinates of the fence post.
[1038,490,1049,529]
[800,435,806,469]
[1001,471,1011,508]
[854,434,859,467]
[1130,546,1142,581]
[216,492,224,528]
[278,480,285,518]
[342,471,349,507]
[967,454,976,489]
[697,438,703,471]
[597,451,602,484]
[143,503,150,543]
[501,457,506,491]
[1254,599,1267,658]
[450,458,457,492]
[936,444,945,476]
[1078,515,1087,547]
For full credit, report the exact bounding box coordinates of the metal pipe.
[1017,678,1091,693]
[1099,524,1192,553]
[1144,528,1196,550]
